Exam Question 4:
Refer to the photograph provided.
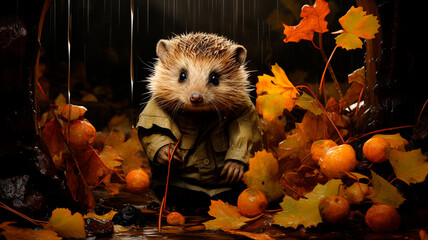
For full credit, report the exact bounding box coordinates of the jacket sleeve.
[225,97,263,164]
[137,99,181,162]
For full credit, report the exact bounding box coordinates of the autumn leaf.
[203,200,256,231]
[65,157,96,209]
[227,230,274,240]
[84,210,117,221]
[372,133,408,151]
[45,208,86,239]
[283,0,330,43]
[56,104,87,121]
[388,148,428,185]
[273,179,342,228]
[243,150,284,202]
[296,92,323,116]
[256,63,299,121]
[367,170,405,208]
[0,221,61,240]
[41,119,65,168]
[333,6,380,50]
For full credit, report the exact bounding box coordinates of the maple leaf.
[372,133,408,151]
[283,0,330,43]
[388,148,428,185]
[45,208,86,239]
[333,6,380,50]
[273,179,342,228]
[367,170,405,208]
[0,221,61,240]
[203,200,256,231]
[243,150,284,202]
[256,63,299,121]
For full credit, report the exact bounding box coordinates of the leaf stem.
[319,45,339,101]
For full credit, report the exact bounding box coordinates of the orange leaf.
[75,150,112,186]
[283,0,330,43]
[84,210,117,221]
[0,221,61,240]
[56,104,87,121]
[41,119,65,168]
[334,6,380,50]
[203,200,256,231]
[65,157,96,209]
[256,63,299,121]
[45,208,86,239]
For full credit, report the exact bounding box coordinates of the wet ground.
[92,189,425,240]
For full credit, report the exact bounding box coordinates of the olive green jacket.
[137,97,262,196]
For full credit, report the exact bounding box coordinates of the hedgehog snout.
[190,92,203,104]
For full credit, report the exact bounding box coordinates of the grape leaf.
[367,170,405,208]
[273,179,342,228]
[334,6,380,50]
[0,221,61,240]
[283,0,330,43]
[256,63,299,121]
[388,148,428,185]
[203,200,256,231]
[243,150,284,202]
[45,208,86,239]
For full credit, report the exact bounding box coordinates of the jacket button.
[203,159,210,165]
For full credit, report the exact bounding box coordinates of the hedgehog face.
[148,33,250,112]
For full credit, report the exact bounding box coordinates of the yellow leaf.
[84,210,117,221]
[203,200,255,231]
[367,170,405,208]
[0,221,61,240]
[243,150,284,202]
[45,208,86,239]
[334,6,380,50]
[273,179,342,228]
[372,133,408,151]
[296,92,323,116]
[256,63,299,121]
[388,148,428,185]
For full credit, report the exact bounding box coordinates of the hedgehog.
[137,32,262,211]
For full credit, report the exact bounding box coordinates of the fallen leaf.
[243,150,284,202]
[273,179,342,228]
[0,221,61,240]
[388,148,428,185]
[45,208,86,239]
[227,230,274,240]
[367,170,405,208]
[333,6,380,50]
[84,210,117,221]
[203,200,256,231]
[256,63,299,121]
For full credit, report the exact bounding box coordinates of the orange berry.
[311,139,338,165]
[319,144,357,179]
[318,195,350,224]
[237,188,268,218]
[363,137,390,163]
[166,212,185,225]
[365,204,400,233]
[125,168,150,194]
[65,119,96,149]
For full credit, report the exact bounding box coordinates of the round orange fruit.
[65,119,96,149]
[166,212,185,225]
[363,137,390,163]
[365,203,400,233]
[125,168,150,194]
[311,139,338,165]
[237,188,268,218]
[319,144,357,179]
[318,195,350,224]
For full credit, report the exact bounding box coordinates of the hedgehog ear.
[233,45,247,66]
[156,39,170,62]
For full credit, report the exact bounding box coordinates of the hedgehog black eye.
[209,72,219,86]
[178,71,187,83]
